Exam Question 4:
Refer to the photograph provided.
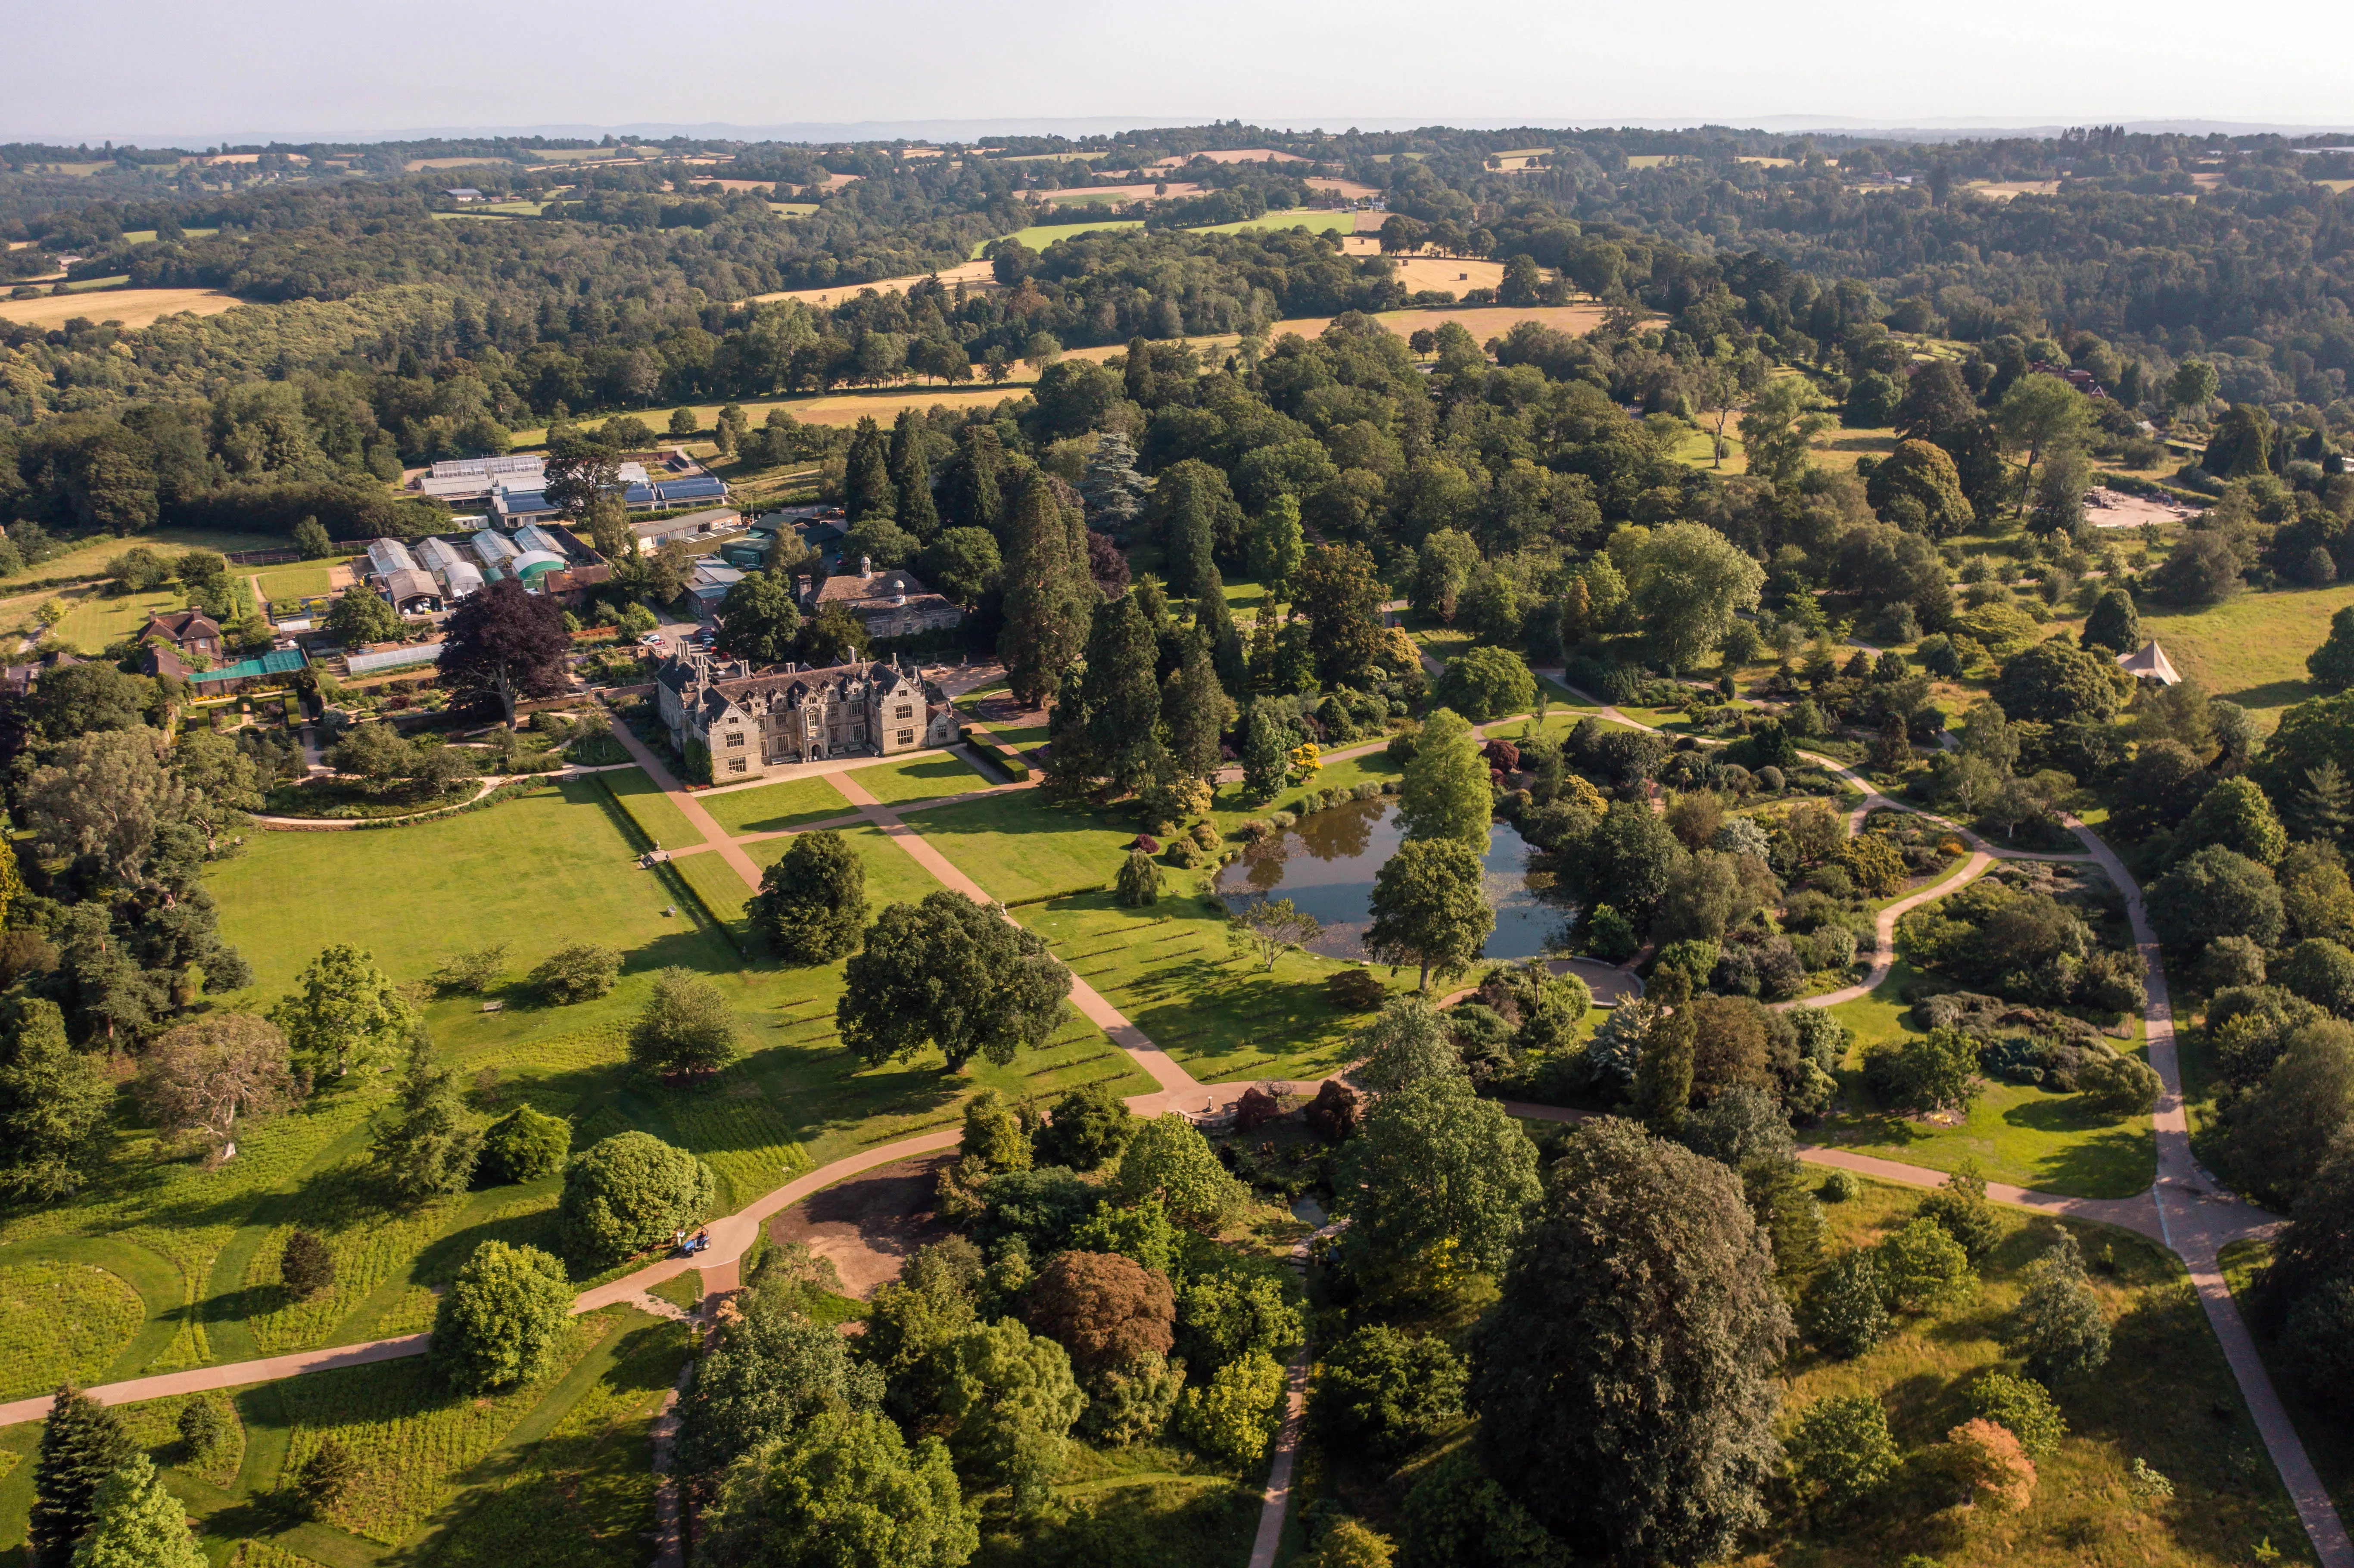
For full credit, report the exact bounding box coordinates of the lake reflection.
[1215,796,1574,961]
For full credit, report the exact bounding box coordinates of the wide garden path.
[20,663,2348,1568]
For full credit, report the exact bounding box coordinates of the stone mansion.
[654,650,961,780]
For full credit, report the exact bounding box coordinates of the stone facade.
[801,558,963,640]
[655,652,959,782]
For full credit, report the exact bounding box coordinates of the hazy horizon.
[11,0,2351,146]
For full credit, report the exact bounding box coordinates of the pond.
[1214,796,1575,962]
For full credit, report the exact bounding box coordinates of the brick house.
[655,651,959,781]
[141,608,224,663]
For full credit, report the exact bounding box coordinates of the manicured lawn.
[250,554,356,606]
[0,784,1164,1415]
[211,777,716,999]
[899,790,1140,904]
[1813,961,2158,1199]
[698,775,856,835]
[843,750,989,805]
[2139,583,2354,733]
[51,583,184,652]
[1026,892,1416,1083]
[601,766,708,848]
[1758,1179,2307,1568]
[680,822,940,949]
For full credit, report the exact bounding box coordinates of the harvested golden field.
[1968,180,2062,200]
[749,257,998,305]
[773,388,1028,427]
[1389,255,1510,292]
[1304,176,1382,198]
[0,287,244,330]
[1040,182,1207,203]
[1151,148,1307,165]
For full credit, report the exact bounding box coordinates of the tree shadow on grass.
[2000,1096,2154,1198]
[2217,677,2310,714]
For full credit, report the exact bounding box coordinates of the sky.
[12,0,2354,144]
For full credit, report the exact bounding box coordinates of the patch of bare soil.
[769,1153,955,1298]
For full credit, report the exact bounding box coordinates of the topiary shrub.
[482,1103,572,1183]
[1116,849,1164,907]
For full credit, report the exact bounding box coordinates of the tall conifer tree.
[999,473,1092,707]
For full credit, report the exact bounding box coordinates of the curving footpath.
[12,667,2349,1568]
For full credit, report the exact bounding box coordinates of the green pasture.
[975,221,1145,256]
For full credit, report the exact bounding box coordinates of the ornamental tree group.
[1399,708,1492,847]
[701,1409,976,1568]
[30,1386,133,1568]
[1112,1114,1244,1230]
[1434,647,1535,723]
[1021,1249,1177,1374]
[481,1103,570,1183]
[627,967,742,1079]
[1365,837,1493,990]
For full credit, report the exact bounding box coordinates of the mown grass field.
[251,554,358,606]
[50,582,188,652]
[899,790,1140,904]
[598,767,707,848]
[697,775,856,835]
[1026,892,1414,1083]
[842,750,988,805]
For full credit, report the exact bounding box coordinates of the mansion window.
[725,731,745,747]
[894,705,912,719]
[727,757,747,773]
[896,729,914,746]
